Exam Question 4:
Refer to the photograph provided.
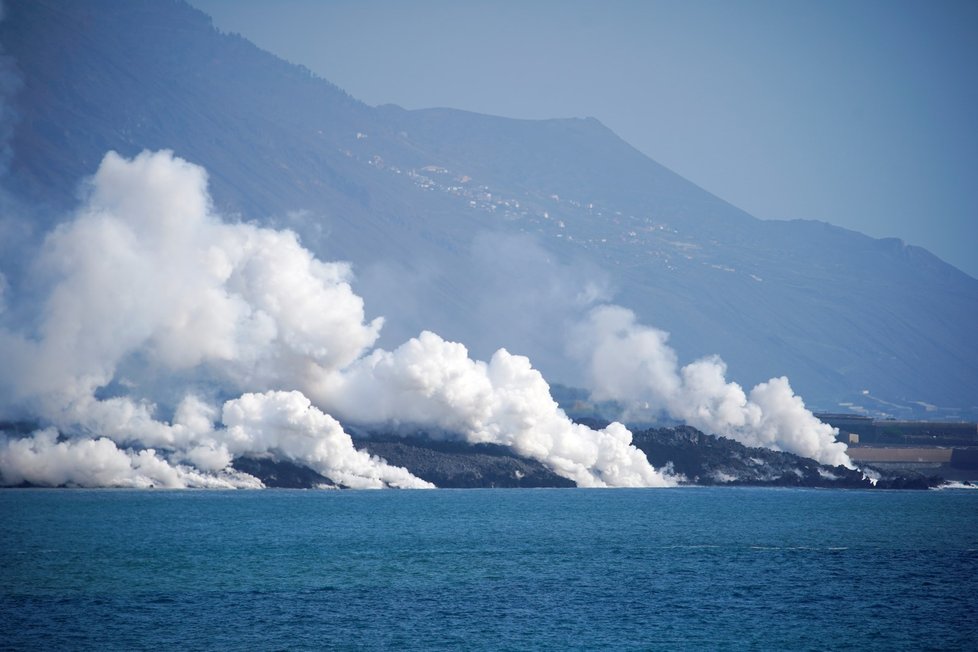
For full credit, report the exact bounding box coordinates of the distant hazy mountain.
[3,0,976,416]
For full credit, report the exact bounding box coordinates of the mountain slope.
[2,0,976,414]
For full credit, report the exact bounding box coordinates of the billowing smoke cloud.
[573,305,852,468]
[0,150,673,488]
[6,149,381,411]
[221,391,432,489]
[0,150,423,488]
[318,331,668,487]
[357,231,611,384]
[0,148,842,487]
[0,428,262,489]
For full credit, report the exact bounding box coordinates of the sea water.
[1,487,976,651]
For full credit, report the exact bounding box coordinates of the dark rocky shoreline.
[627,425,940,490]
[350,436,576,488]
[233,425,944,489]
[2,420,945,490]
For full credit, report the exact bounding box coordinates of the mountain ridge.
[2,0,975,415]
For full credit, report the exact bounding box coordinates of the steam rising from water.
[0,150,672,488]
[0,427,261,489]
[319,331,667,487]
[574,305,852,468]
[0,150,848,487]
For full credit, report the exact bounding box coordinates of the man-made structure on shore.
[818,414,978,480]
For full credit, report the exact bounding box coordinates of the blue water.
[2,488,976,651]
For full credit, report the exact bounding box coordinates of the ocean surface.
[2,487,976,651]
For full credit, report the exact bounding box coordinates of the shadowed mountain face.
[2,0,976,415]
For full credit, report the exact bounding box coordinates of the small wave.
[749,545,849,552]
[933,481,978,490]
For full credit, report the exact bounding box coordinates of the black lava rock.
[353,436,576,488]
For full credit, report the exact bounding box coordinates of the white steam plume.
[221,391,433,489]
[0,149,423,488]
[574,305,852,468]
[7,149,381,412]
[318,331,670,487]
[0,149,673,488]
[0,428,261,489]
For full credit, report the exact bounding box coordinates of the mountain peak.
[2,0,976,415]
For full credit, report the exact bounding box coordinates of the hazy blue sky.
[191,0,977,278]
